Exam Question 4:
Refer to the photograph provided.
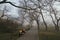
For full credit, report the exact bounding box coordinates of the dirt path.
[17,26,39,40]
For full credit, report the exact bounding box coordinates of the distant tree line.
[0,0,60,32]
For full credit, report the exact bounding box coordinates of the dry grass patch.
[39,32,60,40]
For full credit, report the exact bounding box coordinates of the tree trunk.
[55,20,59,32]
[36,20,40,32]
[40,10,48,31]
[36,19,40,40]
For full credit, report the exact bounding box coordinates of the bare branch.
[0,0,36,10]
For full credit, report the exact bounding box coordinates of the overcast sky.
[7,0,60,18]
[0,0,60,20]
[0,0,20,18]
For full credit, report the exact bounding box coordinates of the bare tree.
[0,5,8,20]
[20,0,48,31]
[48,0,60,32]
[18,0,31,29]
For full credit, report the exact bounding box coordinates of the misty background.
[0,0,60,26]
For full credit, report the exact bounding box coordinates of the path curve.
[17,26,39,40]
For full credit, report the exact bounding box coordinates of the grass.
[0,32,19,40]
[39,32,60,40]
[0,33,11,40]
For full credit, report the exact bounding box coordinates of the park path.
[17,26,39,40]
